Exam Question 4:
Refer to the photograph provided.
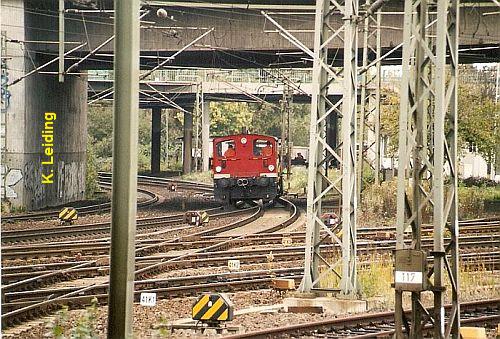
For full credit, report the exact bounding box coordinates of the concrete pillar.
[5,72,88,210]
[1,0,87,210]
[183,107,193,174]
[151,107,161,174]
[201,102,210,172]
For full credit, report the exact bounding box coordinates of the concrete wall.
[2,0,88,210]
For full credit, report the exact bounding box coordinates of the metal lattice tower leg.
[280,83,293,178]
[193,82,203,171]
[394,0,459,338]
[299,0,359,296]
[357,7,382,197]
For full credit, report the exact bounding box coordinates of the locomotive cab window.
[253,139,273,157]
[217,140,236,157]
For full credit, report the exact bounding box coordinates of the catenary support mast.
[394,0,459,337]
[107,0,140,337]
[357,5,382,197]
[300,0,359,296]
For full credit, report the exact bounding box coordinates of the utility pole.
[394,0,459,338]
[107,0,140,337]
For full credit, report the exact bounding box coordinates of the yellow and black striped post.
[200,211,209,224]
[192,293,234,324]
[59,207,78,223]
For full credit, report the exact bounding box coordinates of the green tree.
[249,103,281,136]
[87,105,161,172]
[249,102,311,146]
[85,136,99,198]
[88,105,113,160]
[380,80,500,172]
[209,102,254,135]
[458,82,500,172]
[380,89,400,157]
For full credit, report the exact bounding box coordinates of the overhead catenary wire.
[89,28,214,104]
[8,42,87,86]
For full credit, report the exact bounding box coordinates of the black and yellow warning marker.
[192,293,234,323]
[59,207,78,223]
[184,211,210,226]
[200,211,209,224]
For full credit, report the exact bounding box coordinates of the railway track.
[2,243,500,326]
[1,173,213,223]
[2,223,498,291]
[1,205,237,244]
[4,245,499,306]
[225,298,500,338]
[1,187,498,333]
[1,198,299,328]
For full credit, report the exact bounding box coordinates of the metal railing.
[88,68,313,84]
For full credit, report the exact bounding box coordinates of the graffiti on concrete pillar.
[1,165,22,198]
[1,58,10,111]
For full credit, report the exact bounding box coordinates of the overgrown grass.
[284,166,342,195]
[318,252,499,309]
[180,171,213,184]
[45,298,99,338]
[457,185,500,219]
[1,201,26,214]
[359,179,398,226]
[284,166,308,194]
[359,179,499,225]
[358,254,393,298]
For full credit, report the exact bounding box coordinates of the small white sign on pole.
[394,271,423,285]
[140,292,157,307]
[228,259,241,271]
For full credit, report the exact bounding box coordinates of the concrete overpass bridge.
[87,68,346,107]
[20,0,500,69]
[1,0,499,209]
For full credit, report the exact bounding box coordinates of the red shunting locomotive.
[212,133,282,204]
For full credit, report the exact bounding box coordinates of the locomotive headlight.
[215,166,222,173]
[240,137,247,144]
[268,165,275,171]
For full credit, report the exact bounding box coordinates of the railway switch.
[58,207,78,224]
[192,293,234,325]
[184,211,209,226]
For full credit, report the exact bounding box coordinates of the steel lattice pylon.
[394,0,459,338]
[357,8,382,195]
[299,0,359,296]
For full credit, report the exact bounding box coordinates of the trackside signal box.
[394,249,427,292]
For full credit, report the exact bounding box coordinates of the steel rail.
[223,298,500,338]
